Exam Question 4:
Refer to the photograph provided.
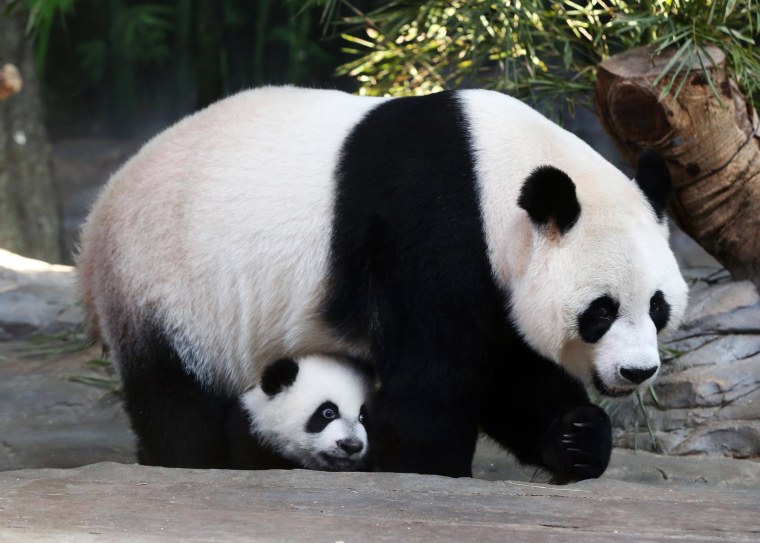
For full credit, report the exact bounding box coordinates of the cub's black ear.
[518,166,580,234]
[634,149,672,221]
[260,357,299,397]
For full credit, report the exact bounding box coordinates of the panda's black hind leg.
[115,322,233,468]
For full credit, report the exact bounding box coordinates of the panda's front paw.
[540,405,612,484]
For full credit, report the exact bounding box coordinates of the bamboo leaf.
[724,0,739,20]
[636,389,659,452]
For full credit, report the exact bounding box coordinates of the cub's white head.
[240,354,371,470]
[509,150,688,397]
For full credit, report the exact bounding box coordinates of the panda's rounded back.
[78,87,386,390]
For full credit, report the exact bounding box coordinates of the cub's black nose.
[619,366,657,385]
[337,438,364,455]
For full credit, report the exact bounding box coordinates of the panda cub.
[229,354,372,471]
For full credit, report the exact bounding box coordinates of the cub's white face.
[507,157,688,397]
[240,354,370,470]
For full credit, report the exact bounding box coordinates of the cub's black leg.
[115,323,232,468]
[479,351,612,484]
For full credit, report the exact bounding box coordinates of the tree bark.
[0,11,61,262]
[595,45,760,286]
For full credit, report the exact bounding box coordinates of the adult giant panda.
[78,86,688,482]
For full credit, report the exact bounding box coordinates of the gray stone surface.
[611,281,760,458]
[685,280,760,322]
[0,250,82,339]
[1,462,759,542]
[474,439,760,490]
[0,340,134,472]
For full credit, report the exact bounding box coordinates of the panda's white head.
[240,354,371,471]
[508,150,688,397]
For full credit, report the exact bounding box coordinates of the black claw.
[540,405,613,484]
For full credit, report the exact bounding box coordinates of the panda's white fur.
[79,87,381,391]
[463,90,688,395]
[239,354,370,471]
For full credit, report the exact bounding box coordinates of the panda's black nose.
[619,366,658,385]
[337,438,364,455]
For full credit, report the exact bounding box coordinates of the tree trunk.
[595,45,760,286]
[0,10,61,263]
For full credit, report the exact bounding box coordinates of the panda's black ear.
[261,357,299,397]
[518,166,580,235]
[634,149,672,221]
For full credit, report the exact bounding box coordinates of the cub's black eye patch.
[649,290,671,332]
[578,295,619,343]
[306,401,340,433]
[359,405,367,425]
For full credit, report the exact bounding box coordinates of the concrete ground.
[1,338,759,541]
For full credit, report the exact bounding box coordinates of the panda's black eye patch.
[649,290,670,332]
[358,405,367,425]
[306,401,340,433]
[578,295,619,343]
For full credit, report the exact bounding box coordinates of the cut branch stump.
[595,46,760,286]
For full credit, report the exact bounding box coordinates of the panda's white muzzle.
[309,419,368,471]
[593,320,661,397]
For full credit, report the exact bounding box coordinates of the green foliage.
[16,0,348,135]
[69,357,121,394]
[317,0,760,115]
[19,325,120,393]
[107,4,174,63]
[591,382,663,453]
[3,0,76,72]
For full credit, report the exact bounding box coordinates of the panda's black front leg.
[539,404,612,484]
[480,352,612,484]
